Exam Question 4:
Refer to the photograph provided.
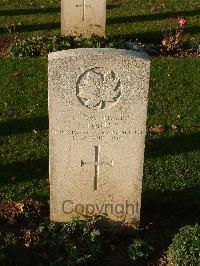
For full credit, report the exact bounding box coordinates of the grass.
[107,0,200,43]
[0,58,48,202]
[0,0,199,42]
[0,57,199,204]
[145,58,200,192]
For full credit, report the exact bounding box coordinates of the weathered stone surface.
[48,48,150,226]
[61,0,106,37]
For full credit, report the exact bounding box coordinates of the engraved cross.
[76,0,91,21]
[81,146,113,191]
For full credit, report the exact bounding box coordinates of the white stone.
[48,48,150,226]
[61,0,106,37]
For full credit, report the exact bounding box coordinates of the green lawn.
[0,0,199,42]
[0,58,48,201]
[0,58,199,205]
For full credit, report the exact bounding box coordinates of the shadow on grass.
[141,188,200,251]
[107,9,200,24]
[110,26,200,42]
[0,22,199,43]
[0,157,48,182]
[0,116,48,136]
[0,22,60,35]
[107,4,123,10]
[145,132,200,158]
[0,7,60,16]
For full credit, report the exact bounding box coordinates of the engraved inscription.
[76,67,122,110]
[81,145,113,190]
[76,0,91,21]
[54,113,145,142]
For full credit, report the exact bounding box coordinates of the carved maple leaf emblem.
[76,67,122,110]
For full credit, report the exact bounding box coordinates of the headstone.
[61,0,106,37]
[48,48,150,226]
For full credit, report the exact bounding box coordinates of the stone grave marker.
[48,48,150,226]
[61,0,106,37]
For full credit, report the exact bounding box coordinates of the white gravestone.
[61,0,106,37]
[48,49,150,226]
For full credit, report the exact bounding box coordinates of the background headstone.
[61,0,106,37]
[49,48,150,226]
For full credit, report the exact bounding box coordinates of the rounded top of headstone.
[48,48,150,61]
